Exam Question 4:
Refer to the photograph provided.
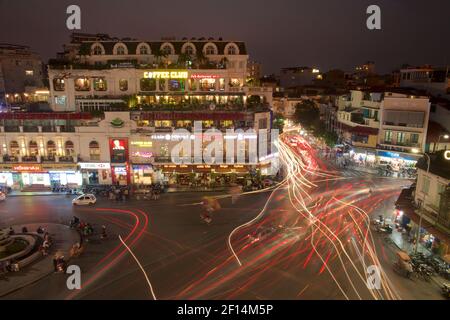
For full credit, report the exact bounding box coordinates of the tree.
[293,100,320,131]
[272,113,285,134]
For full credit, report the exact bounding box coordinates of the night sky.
[0,0,449,74]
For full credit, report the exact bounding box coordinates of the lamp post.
[414,153,430,254]
[433,134,450,152]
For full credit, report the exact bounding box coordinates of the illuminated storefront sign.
[12,164,42,172]
[130,141,153,147]
[143,71,188,79]
[79,162,111,170]
[190,74,220,79]
[131,151,153,158]
[445,150,450,160]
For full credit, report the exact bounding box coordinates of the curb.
[8,193,67,197]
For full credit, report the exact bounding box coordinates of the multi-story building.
[48,37,272,112]
[411,151,449,256]
[399,65,450,99]
[247,60,262,85]
[0,43,45,104]
[331,89,430,167]
[0,110,274,190]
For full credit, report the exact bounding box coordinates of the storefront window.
[219,78,225,91]
[229,78,241,87]
[53,78,65,91]
[140,78,156,91]
[168,79,185,91]
[119,79,128,91]
[89,141,100,160]
[159,79,166,91]
[75,77,91,91]
[188,79,197,91]
[199,78,216,91]
[93,77,107,91]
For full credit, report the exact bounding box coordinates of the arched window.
[9,141,20,156]
[116,45,126,55]
[204,44,217,55]
[89,141,100,160]
[65,141,74,156]
[93,45,103,55]
[227,46,237,55]
[47,140,57,157]
[161,44,173,55]
[29,141,39,156]
[139,46,148,55]
[183,44,195,56]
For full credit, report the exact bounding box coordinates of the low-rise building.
[330,89,431,168]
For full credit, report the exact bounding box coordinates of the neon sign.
[143,71,188,79]
[131,141,153,147]
[131,151,153,158]
[190,74,221,79]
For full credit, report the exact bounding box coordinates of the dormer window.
[93,45,103,55]
[116,45,126,55]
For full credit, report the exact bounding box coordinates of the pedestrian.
[52,255,58,272]
[21,226,28,233]
[101,225,107,239]
[8,226,14,235]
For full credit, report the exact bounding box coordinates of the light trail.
[119,235,157,300]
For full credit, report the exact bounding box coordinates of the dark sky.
[1,0,449,74]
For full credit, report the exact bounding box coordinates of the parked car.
[72,194,96,206]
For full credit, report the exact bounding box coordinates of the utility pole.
[414,153,430,254]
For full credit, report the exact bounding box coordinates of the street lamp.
[414,153,430,254]
[433,134,450,152]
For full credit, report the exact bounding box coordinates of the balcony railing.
[22,156,38,162]
[23,126,39,132]
[41,156,56,162]
[59,156,74,163]
[4,126,20,132]
[3,155,18,162]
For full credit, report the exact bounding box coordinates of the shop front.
[376,150,420,170]
[110,138,131,185]
[132,164,154,185]
[78,162,111,185]
[0,163,81,189]
[349,147,377,166]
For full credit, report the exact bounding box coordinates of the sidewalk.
[8,191,66,197]
[0,223,81,297]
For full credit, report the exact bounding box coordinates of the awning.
[350,126,379,135]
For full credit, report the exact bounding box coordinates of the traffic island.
[0,223,82,297]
